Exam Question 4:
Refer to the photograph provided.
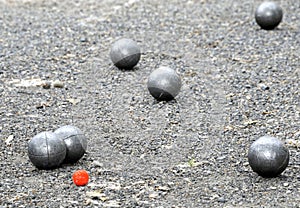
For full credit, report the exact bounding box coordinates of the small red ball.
[72,170,89,186]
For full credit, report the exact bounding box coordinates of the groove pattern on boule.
[54,125,87,164]
[28,131,66,169]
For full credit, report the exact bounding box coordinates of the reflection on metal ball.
[28,131,66,169]
[248,135,289,177]
[110,38,141,69]
[54,125,87,164]
[255,1,283,30]
[147,66,182,101]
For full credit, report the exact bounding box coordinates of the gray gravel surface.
[0,0,299,207]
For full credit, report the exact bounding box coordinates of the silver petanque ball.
[147,66,182,101]
[54,125,87,163]
[248,136,289,177]
[28,131,66,169]
[110,38,141,70]
[255,1,283,30]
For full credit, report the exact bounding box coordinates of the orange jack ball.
[72,170,89,186]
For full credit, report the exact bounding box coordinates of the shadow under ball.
[255,1,283,30]
[248,136,289,177]
[110,38,141,70]
[147,66,182,101]
[54,125,87,163]
[28,131,66,169]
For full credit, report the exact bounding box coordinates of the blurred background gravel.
[0,0,299,207]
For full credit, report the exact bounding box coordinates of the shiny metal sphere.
[255,1,283,30]
[28,131,66,169]
[248,136,289,177]
[147,66,181,101]
[110,38,141,69]
[54,125,87,163]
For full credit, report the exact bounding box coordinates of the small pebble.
[92,160,103,167]
[52,80,64,88]
[218,197,226,203]
[149,192,159,198]
[80,37,88,42]
[259,84,270,90]
[42,82,51,89]
[217,155,226,161]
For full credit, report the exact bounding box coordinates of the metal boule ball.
[28,131,66,170]
[54,125,87,163]
[255,1,283,30]
[147,66,182,101]
[110,38,141,70]
[248,136,289,177]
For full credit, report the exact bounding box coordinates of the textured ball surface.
[110,38,141,69]
[248,136,289,177]
[255,1,283,30]
[28,131,66,169]
[72,170,89,186]
[54,125,87,164]
[147,66,181,101]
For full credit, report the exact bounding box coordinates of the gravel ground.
[0,0,299,207]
